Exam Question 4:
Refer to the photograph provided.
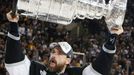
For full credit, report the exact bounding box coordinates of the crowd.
[0,0,134,75]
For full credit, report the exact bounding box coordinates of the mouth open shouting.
[49,58,57,69]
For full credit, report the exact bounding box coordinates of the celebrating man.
[5,11,123,75]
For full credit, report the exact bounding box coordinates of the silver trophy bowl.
[17,0,128,26]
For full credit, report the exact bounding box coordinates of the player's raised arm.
[5,11,25,64]
[5,11,30,75]
[82,25,124,75]
[92,26,123,75]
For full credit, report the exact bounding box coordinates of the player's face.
[49,47,69,72]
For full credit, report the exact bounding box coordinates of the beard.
[48,58,65,73]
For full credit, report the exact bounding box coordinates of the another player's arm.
[5,11,30,75]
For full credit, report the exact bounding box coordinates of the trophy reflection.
[17,0,128,27]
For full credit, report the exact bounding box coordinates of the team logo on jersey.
[110,37,115,44]
[40,70,47,75]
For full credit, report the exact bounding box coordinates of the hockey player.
[5,11,123,75]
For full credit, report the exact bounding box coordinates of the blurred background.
[0,0,134,75]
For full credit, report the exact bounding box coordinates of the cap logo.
[58,42,71,54]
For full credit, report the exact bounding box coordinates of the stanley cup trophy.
[17,0,128,27]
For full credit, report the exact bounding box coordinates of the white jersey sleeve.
[5,56,30,75]
[82,64,102,75]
